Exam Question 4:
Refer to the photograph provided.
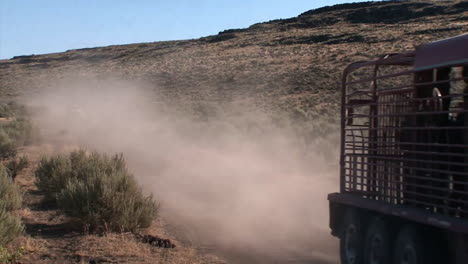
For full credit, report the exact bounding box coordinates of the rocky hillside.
[1,1,467,123]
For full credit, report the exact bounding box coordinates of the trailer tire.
[393,226,435,264]
[364,218,392,264]
[340,209,364,264]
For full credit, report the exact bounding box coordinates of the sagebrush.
[1,118,34,147]
[0,102,34,159]
[0,166,24,246]
[5,156,29,180]
[0,166,22,211]
[0,129,16,159]
[0,102,23,119]
[35,150,159,232]
[0,245,25,264]
[35,154,71,201]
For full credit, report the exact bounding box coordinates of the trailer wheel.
[340,209,364,264]
[364,218,391,264]
[393,226,434,264]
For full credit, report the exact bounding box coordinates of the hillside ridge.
[3,0,467,61]
[0,0,466,120]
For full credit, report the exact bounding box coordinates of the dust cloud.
[26,77,340,264]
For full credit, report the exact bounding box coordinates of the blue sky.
[1,0,371,59]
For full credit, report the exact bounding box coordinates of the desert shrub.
[0,167,22,211]
[0,130,16,159]
[34,155,71,201]
[0,207,24,247]
[57,172,157,232]
[0,166,24,246]
[1,118,34,146]
[0,102,35,159]
[0,102,23,118]
[5,156,29,180]
[0,246,25,263]
[35,150,159,232]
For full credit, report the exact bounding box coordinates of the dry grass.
[73,232,224,264]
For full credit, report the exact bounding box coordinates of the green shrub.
[0,166,24,246]
[34,155,71,201]
[0,102,24,118]
[35,150,159,232]
[0,246,25,264]
[0,167,22,211]
[0,101,36,159]
[0,112,34,160]
[5,156,29,180]
[1,118,34,147]
[0,207,24,247]
[0,130,16,159]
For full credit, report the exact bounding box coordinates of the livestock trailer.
[328,34,468,264]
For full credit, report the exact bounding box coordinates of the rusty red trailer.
[328,34,468,264]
